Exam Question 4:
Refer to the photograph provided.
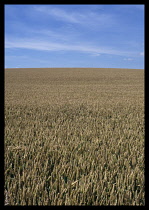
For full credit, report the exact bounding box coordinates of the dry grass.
[5,68,144,205]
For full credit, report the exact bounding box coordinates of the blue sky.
[5,4,144,69]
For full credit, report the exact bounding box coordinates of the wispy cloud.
[91,53,101,57]
[5,37,137,57]
[5,5,144,68]
[140,52,144,56]
[33,5,115,28]
[123,58,134,61]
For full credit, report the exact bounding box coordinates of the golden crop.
[5,68,144,205]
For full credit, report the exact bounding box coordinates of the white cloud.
[34,6,80,23]
[91,53,101,57]
[123,58,134,61]
[123,58,133,61]
[33,5,115,28]
[5,37,137,57]
[140,52,144,56]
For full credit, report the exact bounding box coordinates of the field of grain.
[5,68,144,205]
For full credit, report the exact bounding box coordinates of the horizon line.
[5,67,144,70]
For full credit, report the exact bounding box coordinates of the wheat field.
[5,68,144,205]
